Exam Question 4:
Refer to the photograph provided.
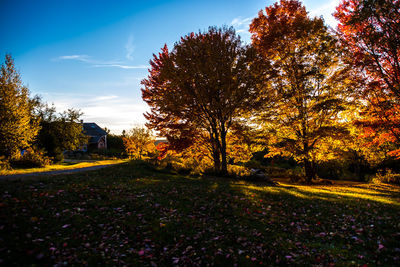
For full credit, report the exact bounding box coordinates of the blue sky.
[0,0,340,134]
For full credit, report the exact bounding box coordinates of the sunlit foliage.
[250,0,351,182]
[123,127,155,160]
[0,54,40,159]
[335,0,400,158]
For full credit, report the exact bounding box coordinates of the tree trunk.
[354,151,363,181]
[220,127,228,176]
[209,124,222,174]
[212,147,221,173]
[304,159,316,184]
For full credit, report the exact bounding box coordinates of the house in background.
[154,138,168,146]
[82,122,107,151]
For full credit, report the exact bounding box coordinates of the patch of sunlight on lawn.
[0,159,127,176]
[292,185,400,206]
[232,181,400,206]
[231,183,285,203]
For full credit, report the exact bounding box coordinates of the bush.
[244,159,264,170]
[64,151,92,160]
[264,166,289,178]
[0,156,11,170]
[371,170,400,185]
[156,150,213,176]
[53,148,64,163]
[90,148,127,159]
[10,148,51,168]
[228,165,251,177]
[316,160,343,180]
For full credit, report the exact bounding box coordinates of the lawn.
[1,161,399,266]
[0,159,127,176]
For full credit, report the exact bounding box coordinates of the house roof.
[154,139,168,146]
[83,123,107,143]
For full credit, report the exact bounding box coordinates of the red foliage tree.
[334,0,400,157]
[141,27,256,175]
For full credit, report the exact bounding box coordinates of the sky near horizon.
[0,0,340,134]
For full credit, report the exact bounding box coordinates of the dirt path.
[0,164,120,181]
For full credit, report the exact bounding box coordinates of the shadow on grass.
[0,160,399,266]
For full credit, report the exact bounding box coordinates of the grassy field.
[1,161,399,266]
[0,159,127,176]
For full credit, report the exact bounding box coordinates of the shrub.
[316,160,343,180]
[157,150,213,176]
[90,148,127,159]
[53,148,64,163]
[371,170,400,185]
[90,153,108,160]
[244,159,264,170]
[228,165,251,177]
[264,166,289,178]
[0,156,11,170]
[64,151,92,160]
[10,148,51,168]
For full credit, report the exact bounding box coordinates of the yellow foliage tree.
[0,55,40,159]
[250,0,352,183]
[123,127,155,160]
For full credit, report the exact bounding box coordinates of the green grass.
[1,161,399,266]
[0,159,127,176]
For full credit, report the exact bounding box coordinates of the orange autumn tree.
[158,134,215,174]
[154,128,255,175]
[334,0,400,158]
[141,27,256,175]
[123,127,155,160]
[250,0,351,183]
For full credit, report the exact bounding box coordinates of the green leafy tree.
[142,26,256,175]
[105,131,126,158]
[250,0,351,183]
[36,103,87,162]
[0,54,40,159]
[107,134,125,150]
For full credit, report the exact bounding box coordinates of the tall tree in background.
[0,54,40,159]
[142,27,256,175]
[250,0,350,182]
[334,0,400,158]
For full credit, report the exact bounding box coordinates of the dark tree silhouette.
[142,27,256,175]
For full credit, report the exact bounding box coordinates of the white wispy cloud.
[230,1,339,41]
[125,35,135,61]
[55,54,148,70]
[231,17,253,28]
[92,64,149,69]
[306,0,340,28]
[39,92,148,134]
[57,55,90,62]
[92,95,119,101]
[230,16,253,43]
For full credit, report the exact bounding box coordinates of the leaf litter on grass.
[0,161,399,266]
